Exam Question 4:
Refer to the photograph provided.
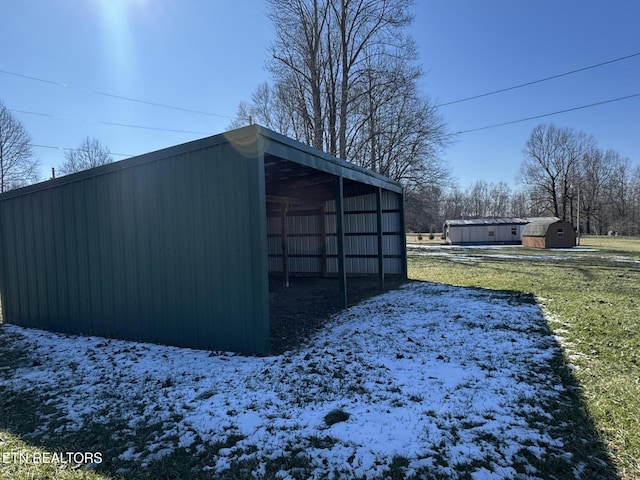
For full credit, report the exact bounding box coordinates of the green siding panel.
[0,139,269,354]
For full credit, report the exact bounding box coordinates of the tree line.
[406,123,640,236]
[520,123,640,236]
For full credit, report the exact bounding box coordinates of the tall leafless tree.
[267,0,330,150]
[577,147,620,234]
[328,0,414,159]
[0,101,39,193]
[57,137,113,175]
[231,0,450,190]
[593,154,639,235]
[520,123,594,220]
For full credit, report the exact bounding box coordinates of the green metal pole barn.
[0,125,405,355]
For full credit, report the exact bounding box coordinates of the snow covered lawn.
[1,281,575,479]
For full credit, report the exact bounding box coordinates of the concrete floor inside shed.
[268,275,406,354]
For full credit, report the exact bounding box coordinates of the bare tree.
[404,184,443,232]
[630,165,640,235]
[58,137,113,175]
[348,39,449,187]
[520,124,594,220]
[601,157,640,236]
[509,190,534,218]
[233,0,450,190]
[328,0,414,159]
[267,0,330,150]
[576,147,622,234]
[0,101,39,193]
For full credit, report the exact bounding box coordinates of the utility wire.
[29,143,132,157]
[436,52,640,107]
[455,92,640,134]
[10,108,210,136]
[0,69,234,119]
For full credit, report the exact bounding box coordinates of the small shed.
[0,125,406,354]
[443,218,528,245]
[521,219,576,248]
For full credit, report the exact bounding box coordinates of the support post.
[320,205,328,278]
[577,186,581,245]
[376,187,385,290]
[399,190,408,279]
[335,176,347,308]
[281,204,289,287]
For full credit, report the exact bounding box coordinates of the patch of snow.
[1,282,570,479]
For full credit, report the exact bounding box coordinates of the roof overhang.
[0,124,404,203]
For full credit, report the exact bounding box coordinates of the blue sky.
[1,0,638,189]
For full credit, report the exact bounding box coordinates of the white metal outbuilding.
[443,217,559,245]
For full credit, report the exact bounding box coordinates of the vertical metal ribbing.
[376,187,385,289]
[335,176,347,308]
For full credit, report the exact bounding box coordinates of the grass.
[408,235,640,480]
[406,232,444,246]
[1,235,638,479]
[323,408,350,426]
[0,350,116,480]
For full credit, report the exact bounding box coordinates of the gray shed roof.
[444,217,560,227]
[444,218,529,227]
[522,219,567,237]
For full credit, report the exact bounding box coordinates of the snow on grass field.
[408,244,640,266]
[1,282,574,479]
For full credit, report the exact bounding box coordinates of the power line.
[0,69,235,119]
[436,52,640,107]
[10,108,210,136]
[455,92,640,134]
[30,143,133,157]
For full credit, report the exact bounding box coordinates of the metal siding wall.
[382,190,400,210]
[0,199,21,325]
[266,190,404,275]
[268,206,324,274]
[0,142,268,354]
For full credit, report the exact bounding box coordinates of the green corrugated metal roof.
[0,125,403,201]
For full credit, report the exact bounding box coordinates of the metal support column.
[399,190,408,279]
[281,204,289,287]
[335,176,347,308]
[376,187,385,290]
[320,205,328,278]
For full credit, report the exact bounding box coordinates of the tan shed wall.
[522,236,546,248]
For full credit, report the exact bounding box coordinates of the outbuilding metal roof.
[522,219,563,237]
[444,217,559,227]
[0,125,403,201]
[444,218,528,226]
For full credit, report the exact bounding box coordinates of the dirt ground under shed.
[269,275,406,354]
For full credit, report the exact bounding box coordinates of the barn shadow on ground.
[413,273,623,479]
[466,285,620,479]
[268,275,407,354]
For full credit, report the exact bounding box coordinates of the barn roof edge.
[0,124,403,200]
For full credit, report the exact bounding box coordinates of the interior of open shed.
[263,153,406,352]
